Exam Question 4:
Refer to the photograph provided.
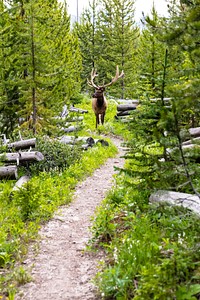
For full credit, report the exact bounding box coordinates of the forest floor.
[15,137,125,300]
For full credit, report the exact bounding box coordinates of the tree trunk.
[59,136,96,145]
[117,99,139,104]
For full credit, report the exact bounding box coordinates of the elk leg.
[101,113,105,125]
[96,114,99,128]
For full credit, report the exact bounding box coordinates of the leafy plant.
[91,175,200,299]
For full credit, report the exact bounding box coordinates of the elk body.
[88,66,124,128]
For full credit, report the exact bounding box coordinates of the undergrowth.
[90,173,200,299]
[0,138,117,297]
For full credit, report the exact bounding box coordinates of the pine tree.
[75,0,138,99]
[135,6,167,99]
[73,0,100,90]
[96,0,138,98]
[123,1,200,195]
[0,0,82,136]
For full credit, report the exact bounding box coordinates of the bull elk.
[87,66,124,128]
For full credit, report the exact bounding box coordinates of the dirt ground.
[15,137,125,300]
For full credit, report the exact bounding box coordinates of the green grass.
[90,173,200,300]
[0,138,117,297]
[75,95,130,139]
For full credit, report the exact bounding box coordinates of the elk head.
[87,66,124,128]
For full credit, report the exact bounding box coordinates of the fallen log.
[182,137,200,146]
[59,135,108,148]
[149,190,200,215]
[150,98,171,102]
[68,116,84,122]
[8,138,36,150]
[0,151,44,163]
[69,107,88,114]
[12,175,30,191]
[117,99,139,105]
[63,126,79,133]
[189,127,200,138]
[0,165,18,179]
[167,144,200,155]
[117,110,134,116]
[117,104,138,111]
[59,136,96,145]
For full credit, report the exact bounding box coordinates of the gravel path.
[16,137,125,300]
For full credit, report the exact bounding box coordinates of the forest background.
[1,0,200,299]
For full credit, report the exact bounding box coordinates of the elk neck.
[93,91,105,107]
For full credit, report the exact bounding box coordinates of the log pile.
[166,127,200,157]
[59,105,88,133]
[115,98,171,120]
[116,100,139,118]
[150,127,200,215]
[0,137,43,180]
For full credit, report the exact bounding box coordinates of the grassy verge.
[0,140,117,298]
[90,172,200,299]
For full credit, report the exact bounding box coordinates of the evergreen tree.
[0,0,23,136]
[0,0,82,136]
[135,6,168,99]
[75,0,138,99]
[96,0,138,98]
[163,0,200,128]
[73,0,100,91]
[123,1,200,195]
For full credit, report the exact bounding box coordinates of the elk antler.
[102,65,124,88]
[87,65,124,89]
[87,68,99,89]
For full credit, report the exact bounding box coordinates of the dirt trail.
[16,137,125,300]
